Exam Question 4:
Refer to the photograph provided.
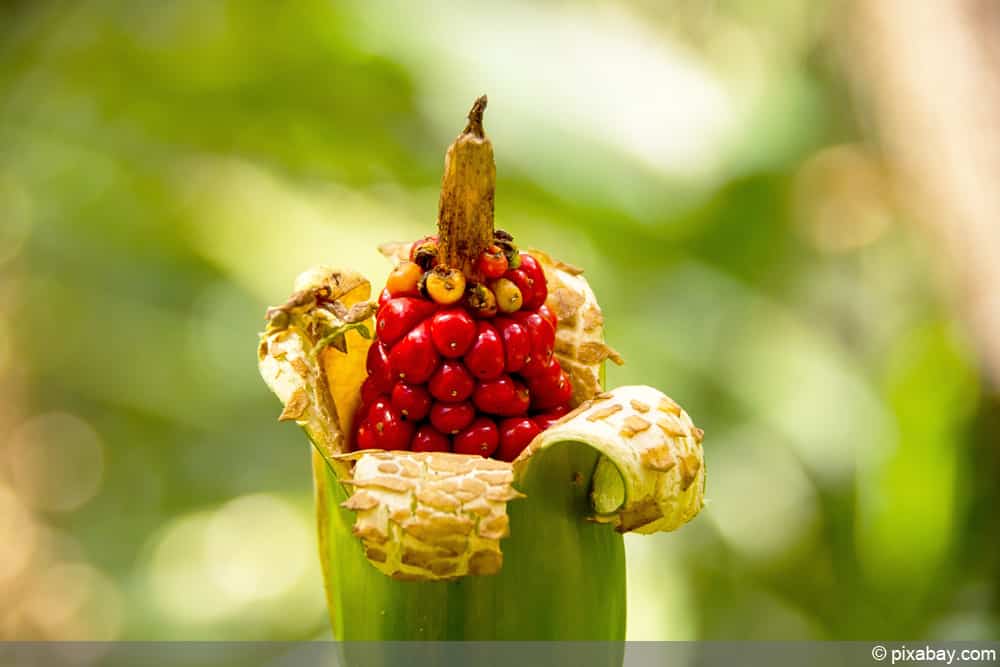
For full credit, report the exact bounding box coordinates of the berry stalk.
[437,95,496,281]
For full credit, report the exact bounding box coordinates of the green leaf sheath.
[314,443,626,643]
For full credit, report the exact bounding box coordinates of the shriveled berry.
[388,320,439,384]
[410,235,439,271]
[411,424,450,452]
[354,421,377,451]
[425,266,466,305]
[465,283,498,319]
[526,360,573,410]
[538,303,558,330]
[377,297,437,346]
[503,245,521,270]
[493,230,520,269]
[464,321,505,380]
[533,405,571,430]
[495,317,530,373]
[391,382,432,421]
[490,277,523,314]
[477,244,508,279]
[498,417,542,461]
[386,261,423,297]
[453,417,500,458]
[473,375,530,417]
[430,308,476,358]
[365,341,394,391]
[369,402,414,450]
[429,400,475,434]
[409,235,437,261]
[428,360,475,402]
[493,229,514,244]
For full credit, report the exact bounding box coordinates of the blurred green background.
[0,0,997,641]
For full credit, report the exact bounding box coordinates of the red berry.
[473,375,530,417]
[464,321,505,380]
[518,354,549,377]
[365,341,394,391]
[526,359,573,410]
[517,254,548,309]
[530,283,549,311]
[360,376,382,404]
[504,268,534,307]
[388,319,439,384]
[428,360,475,402]
[495,317,530,373]
[354,421,377,450]
[533,405,571,430]
[376,297,437,346]
[429,309,476,358]
[498,417,542,461]
[429,400,476,434]
[518,253,545,284]
[453,417,500,457]
[411,424,450,452]
[368,402,414,450]
[477,244,509,280]
[513,311,555,377]
[378,287,392,308]
[538,303,558,330]
[356,393,388,425]
[391,382,432,421]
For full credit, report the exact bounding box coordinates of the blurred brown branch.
[850,0,1000,389]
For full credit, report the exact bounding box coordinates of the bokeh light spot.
[204,494,311,602]
[147,494,319,630]
[6,413,105,513]
[707,426,819,562]
[0,483,37,585]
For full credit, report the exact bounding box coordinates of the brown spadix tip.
[437,95,496,280]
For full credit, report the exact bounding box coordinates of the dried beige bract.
[517,384,705,534]
[531,248,624,406]
[336,450,521,579]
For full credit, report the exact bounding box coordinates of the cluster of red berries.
[353,233,573,461]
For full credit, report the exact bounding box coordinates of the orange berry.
[478,244,509,279]
[385,261,423,296]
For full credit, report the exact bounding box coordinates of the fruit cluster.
[354,232,573,461]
